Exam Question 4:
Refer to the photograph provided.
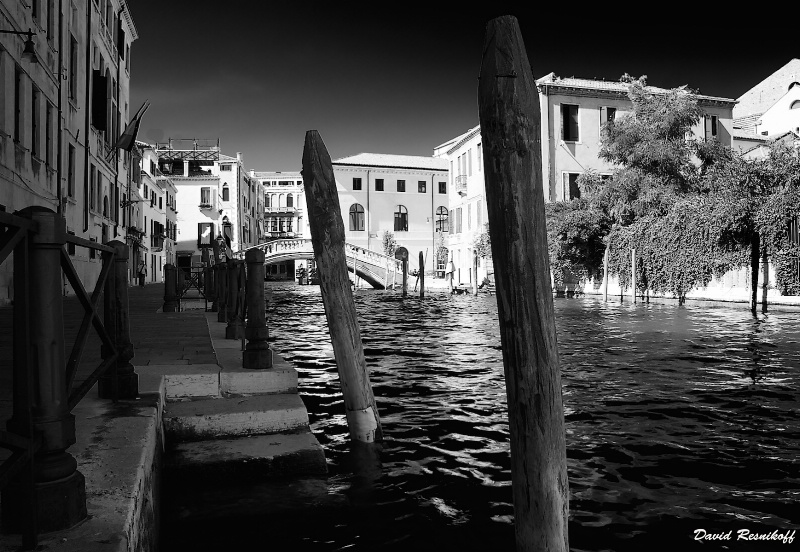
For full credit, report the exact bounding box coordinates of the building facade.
[536,74,736,201]
[249,170,306,280]
[433,125,491,285]
[155,140,263,272]
[1,0,138,304]
[331,153,449,274]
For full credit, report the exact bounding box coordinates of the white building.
[433,126,491,285]
[332,153,449,274]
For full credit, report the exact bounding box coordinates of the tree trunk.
[751,232,760,315]
[478,16,569,552]
[602,245,609,302]
[762,246,769,314]
[631,248,637,304]
[302,130,383,443]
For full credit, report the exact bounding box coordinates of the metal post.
[2,207,87,533]
[205,265,217,312]
[243,248,273,369]
[99,240,138,399]
[225,260,245,339]
[217,262,228,322]
[162,263,179,312]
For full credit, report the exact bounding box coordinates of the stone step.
[165,431,327,483]
[163,394,309,442]
[137,364,221,401]
[220,356,298,396]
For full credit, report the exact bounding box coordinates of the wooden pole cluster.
[302,130,383,443]
[478,16,569,552]
[216,262,228,322]
[225,260,245,340]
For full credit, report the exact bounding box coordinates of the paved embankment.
[0,283,325,551]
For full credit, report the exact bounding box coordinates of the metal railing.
[0,207,136,548]
[455,175,468,195]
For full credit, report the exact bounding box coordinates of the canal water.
[162,283,800,551]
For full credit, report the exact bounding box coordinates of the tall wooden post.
[352,252,358,292]
[478,16,569,552]
[419,251,425,298]
[162,264,179,312]
[473,250,479,296]
[302,130,383,443]
[205,265,217,312]
[99,240,138,399]
[631,248,637,304]
[602,245,609,302]
[402,260,408,297]
[750,233,760,315]
[243,248,273,369]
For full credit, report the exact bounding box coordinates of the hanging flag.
[110,100,150,156]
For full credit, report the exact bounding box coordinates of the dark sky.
[128,2,797,171]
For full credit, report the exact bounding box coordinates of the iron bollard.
[216,262,228,323]
[206,265,217,312]
[225,260,245,339]
[243,249,273,369]
[163,263,179,312]
[99,240,138,400]
[2,207,87,533]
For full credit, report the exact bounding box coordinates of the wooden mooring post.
[602,246,609,302]
[419,251,425,298]
[631,248,637,304]
[216,262,228,323]
[243,248,273,369]
[225,260,245,340]
[478,16,569,552]
[302,130,383,443]
[162,263,179,313]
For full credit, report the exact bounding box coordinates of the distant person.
[138,261,147,287]
[445,257,455,293]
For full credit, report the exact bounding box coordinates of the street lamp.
[0,28,38,63]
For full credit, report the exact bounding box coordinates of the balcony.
[265,206,297,214]
[199,202,213,210]
[455,175,468,196]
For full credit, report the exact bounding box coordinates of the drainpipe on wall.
[56,0,64,217]
[366,169,370,251]
[112,4,123,238]
[82,0,92,232]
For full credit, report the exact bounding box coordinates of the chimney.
[237,152,243,163]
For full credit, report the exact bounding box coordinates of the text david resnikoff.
[694,529,796,544]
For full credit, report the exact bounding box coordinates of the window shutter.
[600,106,608,125]
[117,20,125,58]
[92,70,108,131]
[704,116,712,139]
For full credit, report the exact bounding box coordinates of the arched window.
[349,203,365,231]
[287,194,294,208]
[222,183,230,202]
[789,82,800,91]
[264,193,270,208]
[271,194,277,209]
[279,193,286,208]
[394,205,408,232]
[435,206,449,233]
[791,100,800,110]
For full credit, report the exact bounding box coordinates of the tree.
[472,223,492,260]
[382,230,397,257]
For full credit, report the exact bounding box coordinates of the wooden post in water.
[352,251,358,292]
[762,247,769,313]
[302,130,383,443]
[163,264,179,313]
[243,248,272,369]
[631,248,637,304]
[473,250,479,296]
[478,16,569,552]
[602,246,609,302]
[402,259,408,297]
[419,251,425,298]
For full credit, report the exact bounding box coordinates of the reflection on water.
[164,283,800,552]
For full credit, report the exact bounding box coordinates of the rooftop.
[333,153,448,171]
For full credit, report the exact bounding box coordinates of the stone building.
[0,0,138,303]
[155,140,263,272]
[332,153,449,272]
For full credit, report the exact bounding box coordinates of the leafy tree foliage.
[472,223,493,260]
[382,230,397,257]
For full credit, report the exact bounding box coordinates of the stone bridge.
[239,239,404,289]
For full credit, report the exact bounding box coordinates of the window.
[197,222,214,248]
[159,196,163,210]
[14,66,22,143]
[394,205,408,232]
[435,206,449,233]
[791,100,800,110]
[31,86,40,157]
[287,194,294,207]
[561,104,579,141]
[467,204,472,231]
[397,180,406,192]
[600,106,616,128]
[68,144,75,197]
[220,164,232,171]
[353,177,362,191]
[200,187,211,205]
[449,209,454,234]
[468,149,472,176]
[349,203,365,231]
[222,184,230,202]
[270,218,278,232]
[477,143,482,171]
[418,181,426,193]
[69,35,78,99]
[375,178,384,191]
[438,181,446,194]
[456,207,462,233]
[563,173,580,200]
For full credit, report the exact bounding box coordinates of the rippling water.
[164,283,800,551]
